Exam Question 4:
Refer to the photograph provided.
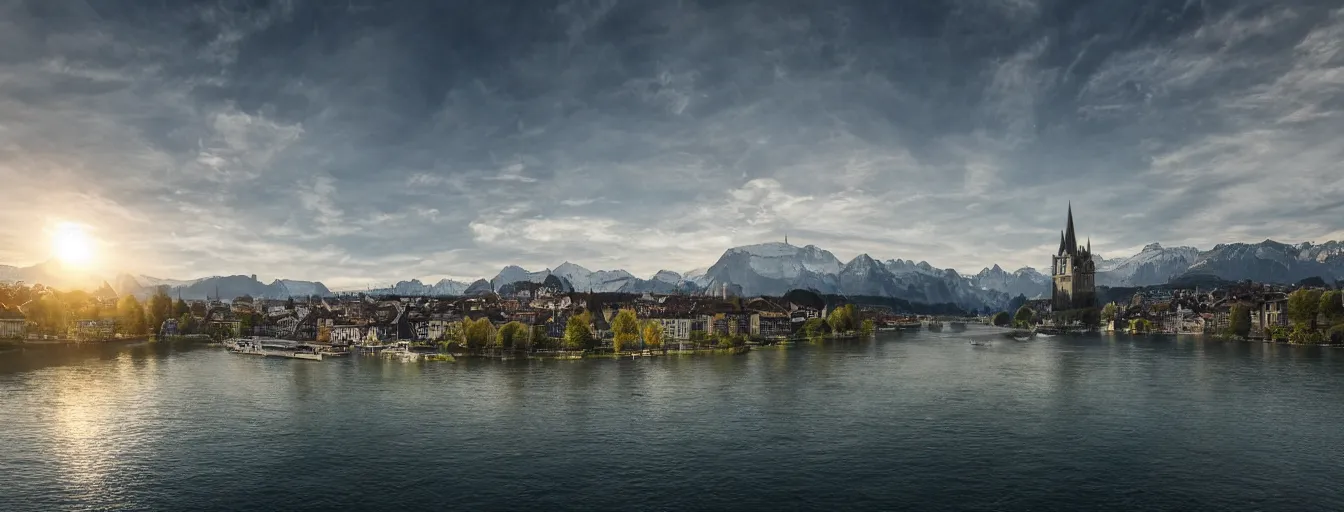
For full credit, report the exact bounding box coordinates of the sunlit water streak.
[2,328,1343,511]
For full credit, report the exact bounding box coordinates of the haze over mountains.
[5,239,1343,311]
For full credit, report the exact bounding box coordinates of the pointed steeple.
[1064,202,1077,255]
[1087,237,1091,255]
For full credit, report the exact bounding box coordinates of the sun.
[52,222,95,268]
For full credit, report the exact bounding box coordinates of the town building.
[1051,203,1097,311]
[750,312,792,339]
[0,309,25,339]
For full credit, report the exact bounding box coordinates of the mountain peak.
[1143,243,1163,251]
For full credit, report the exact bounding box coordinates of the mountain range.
[4,239,1343,311]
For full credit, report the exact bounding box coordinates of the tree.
[1013,306,1035,328]
[285,297,296,310]
[990,312,1010,327]
[1007,294,1028,316]
[117,295,146,336]
[642,320,664,351]
[1129,318,1154,334]
[1319,290,1343,325]
[178,313,199,335]
[496,321,528,351]
[801,317,827,340]
[1101,303,1118,323]
[564,315,594,350]
[611,309,640,352]
[827,304,858,333]
[174,298,190,318]
[147,287,173,337]
[463,317,495,350]
[1287,288,1323,331]
[860,319,875,336]
[688,330,710,348]
[1228,303,1252,338]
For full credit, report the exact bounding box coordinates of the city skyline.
[2,1,1343,289]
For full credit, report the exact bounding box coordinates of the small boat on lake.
[926,321,943,333]
[948,321,967,332]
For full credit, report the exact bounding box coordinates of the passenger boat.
[926,321,943,333]
[228,338,323,361]
[948,321,968,332]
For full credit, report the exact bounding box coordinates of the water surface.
[3,328,1343,511]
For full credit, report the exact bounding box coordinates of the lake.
[2,327,1343,511]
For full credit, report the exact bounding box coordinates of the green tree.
[148,287,176,336]
[611,309,640,352]
[1228,303,1252,338]
[1319,290,1343,325]
[688,330,709,348]
[1129,318,1153,334]
[285,297,296,310]
[860,319,876,336]
[496,321,527,351]
[1101,303,1118,323]
[827,304,858,333]
[564,314,594,350]
[1013,306,1035,328]
[174,298,190,318]
[801,317,828,340]
[642,320,664,351]
[990,312,1010,327]
[1287,288,1323,331]
[117,295,146,336]
[178,313,199,335]
[463,317,495,350]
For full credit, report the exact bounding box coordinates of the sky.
[1,0,1343,290]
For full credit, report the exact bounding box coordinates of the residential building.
[0,309,25,339]
[751,312,792,338]
[651,317,695,340]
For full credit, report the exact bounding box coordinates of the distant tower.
[785,233,788,245]
[1051,202,1097,311]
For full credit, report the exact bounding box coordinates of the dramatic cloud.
[2,0,1342,289]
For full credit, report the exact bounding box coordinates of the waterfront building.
[651,317,695,340]
[750,312,792,338]
[1051,203,1097,311]
[0,309,25,339]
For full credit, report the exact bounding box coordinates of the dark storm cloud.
[2,0,1342,287]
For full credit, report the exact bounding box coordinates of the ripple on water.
[1,332,1343,511]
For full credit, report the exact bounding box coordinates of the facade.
[0,314,25,339]
[1051,204,1097,311]
[750,312,792,338]
[652,317,695,340]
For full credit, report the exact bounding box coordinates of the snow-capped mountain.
[1181,240,1340,284]
[1096,243,1200,287]
[110,273,332,300]
[367,278,472,297]
[492,265,553,287]
[698,243,1008,311]
[838,254,906,297]
[651,270,682,284]
[553,262,640,292]
[701,243,843,298]
[970,265,1050,299]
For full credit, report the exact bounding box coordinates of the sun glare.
[52,222,95,268]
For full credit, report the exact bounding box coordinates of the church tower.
[1051,203,1097,311]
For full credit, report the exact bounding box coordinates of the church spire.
[1064,202,1077,255]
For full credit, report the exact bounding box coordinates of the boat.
[1003,330,1036,341]
[969,340,991,346]
[228,338,323,361]
[380,341,422,362]
[948,321,967,332]
[925,321,943,333]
